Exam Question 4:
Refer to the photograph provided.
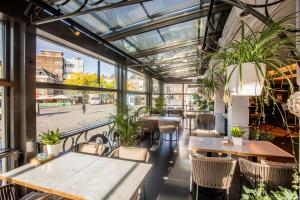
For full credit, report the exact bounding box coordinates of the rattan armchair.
[239,158,295,191]
[0,184,59,200]
[73,142,105,156]
[109,146,150,163]
[157,120,178,144]
[190,154,236,199]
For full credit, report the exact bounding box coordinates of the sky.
[36,38,115,75]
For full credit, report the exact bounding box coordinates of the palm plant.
[152,96,165,115]
[112,103,144,146]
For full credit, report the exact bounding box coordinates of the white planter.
[232,137,243,146]
[46,143,61,157]
[227,62,266,96]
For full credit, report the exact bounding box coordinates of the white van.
[89,94,101,105]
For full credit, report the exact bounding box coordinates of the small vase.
[46,143,61,157]
[232,137,243,146]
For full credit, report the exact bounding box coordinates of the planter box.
[46,143,61,157]
[232,137,243,146]
[227,62,266,96]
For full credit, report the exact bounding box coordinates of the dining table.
[142,116,181,123]
[0,152,152,200]
[188,136,294,160]
[184,111,198,135]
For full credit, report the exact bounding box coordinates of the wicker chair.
[191,129,220,137]
[157,120,178,144]
[109,146,150,163]
[140,119,158,145]
[0,184,59,200]
[190,154,236,199]
[239,158,295,191]
[199,113,214,130]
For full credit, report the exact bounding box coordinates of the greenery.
[40,129,61,145]
[192,93,213,112]
[242,183,298,200]
[230,126,245,137]
[153,96,165,115]
[249,129,275,142]
[112,103,145,146]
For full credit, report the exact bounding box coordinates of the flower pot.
[232,137,243,146]
[46,143,61,157]
[227,62,266,96]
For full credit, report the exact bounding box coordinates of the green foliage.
[249,129,275,142]
[112,102,145,146]
[242,183,298,200]
[153,96,165,115]
[206,15,298,99]
[40,129,61,145]
[230,126,244,137]
[192,93,212,112]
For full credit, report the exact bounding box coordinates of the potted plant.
[152,96,165,116]
[208,16,297,97]
[40,129,61,157]
[230,126,244,145]
[112,103,143,146]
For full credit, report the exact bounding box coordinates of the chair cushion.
[118,146,148,162]
[192,129,220,137]
[78,142,104,156]
[260,159,295,168]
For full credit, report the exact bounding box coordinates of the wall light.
[69,26,80,36]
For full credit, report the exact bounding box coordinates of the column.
[227,96,249,139]
[214,90,225,133]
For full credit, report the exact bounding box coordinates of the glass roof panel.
[159,19,200,44]
[126,30,164,50]
[143,0,200,16]
[112,40,138,53]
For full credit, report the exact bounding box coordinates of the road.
[36,104,116,137]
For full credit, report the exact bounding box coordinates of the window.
[152,79,160,94]
[127,94,146,109]
[36,37,118,137]
[36,89,117,134]
[0,23,4,79]
[184,84,201,94]
[100,61,116,89]
[36,38,98,87]
[164,84,182,94]
[127,71,146,92]
[164,95,183,109]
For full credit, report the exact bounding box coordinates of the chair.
[0,184,58,200]
[239,158,295,191]
[109,146,150,163]
[73,142,105,156]
[190,154,236,199]
[158,120,178,144]
[199,113,214,130]
[140,119,158,145]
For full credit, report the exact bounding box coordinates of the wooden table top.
[0,152,152,200]
[142,116,181,123]
[188,136,294,159]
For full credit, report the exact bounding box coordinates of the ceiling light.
[69,26,80,36]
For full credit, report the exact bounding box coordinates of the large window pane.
[36,89,117,135]
[127,71,146,92]
[100,61,116,89]
[184,83,201,94]
[152,79,160,94]
[164,84,182,94]
[164,94,183,109]
[36,38,98,87]
[0,87,5,172]
[127,94,146,109]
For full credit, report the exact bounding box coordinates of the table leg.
[189,118,191,135]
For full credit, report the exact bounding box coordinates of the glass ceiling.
[44,0,227,79]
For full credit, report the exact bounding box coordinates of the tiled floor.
[142,120,241,200]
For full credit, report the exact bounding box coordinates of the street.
[36,104,116,137]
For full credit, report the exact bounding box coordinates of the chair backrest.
[239,158,295,190]
[158,120,177,134]
[74,142,105,156]
[140,119,158,132]
[0,184,17,200]
[190,155,236,189]
[199,113,214,125]
[109,146,150,163]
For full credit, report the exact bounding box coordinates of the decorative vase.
[232,137,243,146]
[227,62,266,96]
[46,143,61,157]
